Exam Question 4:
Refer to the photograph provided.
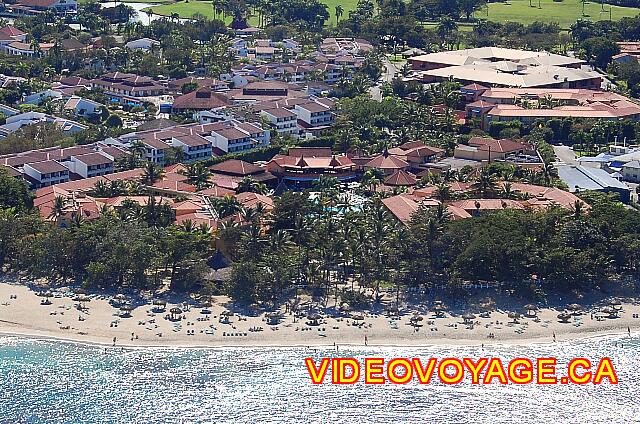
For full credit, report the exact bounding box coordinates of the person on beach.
[628,326,631,337]
[553,332,556,342]
[364,335,368,346]
[113,337,116,346]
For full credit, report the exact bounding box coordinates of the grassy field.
[144,0,359,26]
[477,0,640,29]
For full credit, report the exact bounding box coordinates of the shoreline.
[0,281,638,351]
[0,328,640,350]
[0,317,637,351]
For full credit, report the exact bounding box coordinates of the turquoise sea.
[0,335,638,423]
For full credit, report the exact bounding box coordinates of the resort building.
[463,88,640,128]
[90,72,167,104]
[411,47,599,89]
[22,160,70,188]
[266,147,356,185]
[557,165,630,203]
[454,138,533,162]
[171,87,230,114]
[0,111,87,138]
[260,108,299,137]
[210,159,276,186]
[64,153,114,179]
[10,0,77,16]
[168,134,213,163]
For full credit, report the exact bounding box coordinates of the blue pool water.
[0,335,638,423]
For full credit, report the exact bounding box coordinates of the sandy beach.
[0,280,638,349]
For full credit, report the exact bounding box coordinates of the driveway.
[553,145,578,165]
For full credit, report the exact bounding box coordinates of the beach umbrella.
[462,313,476,323]
[508,312,521,322]
[170,307,183,315]
[600,307,619,318]
[523,304,538,317]
[201,301,213,308]
[609,299,622,310]
[43,291,53,298]
[73,288,87,295]
[120,304,134,312]
[221,310,233,316]
[386,305,399,315]
[479,299,496,312]
[265,312,282,324]
[432,303,447,316]
[152,299,167,307]
[74,295,91,303]
[557,312,572,323]
[114,294,128,303]
[351,313,365,321]
[567,303,583,314]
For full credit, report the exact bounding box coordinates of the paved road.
[553,145,578,165]
[369,58,397,101]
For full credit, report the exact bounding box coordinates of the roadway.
[369,58,397,101]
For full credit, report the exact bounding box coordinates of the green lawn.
[477,0,640,29]
[144,0,359,26]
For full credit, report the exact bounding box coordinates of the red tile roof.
[365,153,409,170]
[210,159,262,176]
[171,88,229,110]
[384,170,417,186]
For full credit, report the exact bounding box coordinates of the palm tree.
[182,162,211,190]
[145,9,153,25]
[540,161,558,186]
[129,140,147,161]
[236,176,268,194]
[69,213,84,228]
[141,162,164,184]
[501,182,515,199]
[211,194,241,219]
[179,219,196,233]
[434,183,452,201]
[92,180,110,197]
[472,168,498,198]
[436,16,458,47]
[335,5,344,25]
[49,195,67,222]
[572,200,585,219]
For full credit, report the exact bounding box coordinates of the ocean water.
[0,335,638,423]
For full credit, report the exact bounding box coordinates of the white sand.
[0,282,638,348]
